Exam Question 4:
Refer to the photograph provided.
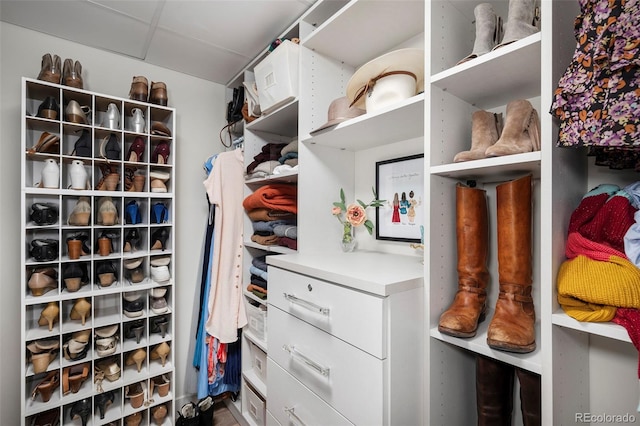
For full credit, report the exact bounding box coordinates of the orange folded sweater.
[243,184,298,214]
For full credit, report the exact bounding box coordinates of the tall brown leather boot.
[487,174,536,353]
[438,182,489,337]
[476,354,514,426]
[516,368,541,426]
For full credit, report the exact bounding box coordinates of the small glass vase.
[341,223,356,252]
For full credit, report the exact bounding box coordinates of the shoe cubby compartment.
[149,341,172,374]
[149,287,171,317]
[26,194,61,227]
[62,90,93,126]
[95,97,124,132]
[93,323,121,362]
[26,300,61,339]
[123,349,149,380]
[22,78,176,422]
[93,293,121,327]
[149,226,171,253]
[149,139,173,167]
[26,228,60,263]
[149,199,171,225]
[149,314,171,343]
[26,371,63,416]
[96,355,124,394]
[61,261,91,295]
[122,318,148,351]
[123,101,149,135]
[25,338,61,377]
[124,198,147,225]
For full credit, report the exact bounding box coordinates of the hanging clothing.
[203,149,247,343]
[550,0,640,169]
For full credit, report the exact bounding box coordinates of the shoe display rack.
[20,77,176,425]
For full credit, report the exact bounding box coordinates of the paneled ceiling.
[0,0,316,85]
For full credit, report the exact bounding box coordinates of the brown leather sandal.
[63,362,90,395]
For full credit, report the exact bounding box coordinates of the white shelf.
[244,329,267,353]
[303,0,424,67]
[430,151,542,181]
[246,99,299,137]
[303,94,424,151]
[244,241,296,254]
[243,369,267,399]
[245,171,298,186]
[431,33,541,109]
[552,311,632,343]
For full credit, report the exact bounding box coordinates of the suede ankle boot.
[458,3,502,65]
[494,0,540,50]
[454,110,502,162]
[485,99,540,157]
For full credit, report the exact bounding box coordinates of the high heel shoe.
[30,201,59,226]
[151,228,169,251]
[124,167,146,192]
[125,348,147,373]
[65,100,90,125]
[151,140,171,164]
[28,267,58,296]
[27,338,59,374]
[97,231,117,256]
[125,381,145,408]
[32,408,60,426]
[62,262,88,292]
[37,96,60,120]
[69,297,91,325]
[67,196,91,226]
[131,108,146,133]
[151,403,168,425]
[125,319,145,344]
[97,196,118,225]
[129,76,149,102]
[149,170,170,193]
[104,103,120,130]
[99,133,121,160]
[30,238,59,262]
[151,374,171,397]
[123,228,141,253]
[31,371,59,402]
[63,58,83,89]
[62,335,89,361]
[150,315,169,338]
[38,302,59,331]
[70,129,91,157]
[125,200,142,224]
[63,363,90,395]
[27,132,60,154]
[150,342,171,367]
[69,398,91,426]
[151,202,169,224]
[37,53,62,84]
[95,390,115,419]
[96,261,117,287]
[127,136,146,162]
[66,233,90,260]
[95,164,120,191]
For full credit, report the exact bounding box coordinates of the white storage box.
[254,40,299,115]
[249,340,267,384]
[246,301,267,342]
[244,382,266,426]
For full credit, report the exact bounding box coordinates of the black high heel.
[70,129,91,157]
[123,229,141,252]
[94,390,115,419]
[30,202,59,226]
[125,319,145,344]
[69,398,91,426]
[150,315,169,338]
[63,262,89,292]
[150,228,169,251]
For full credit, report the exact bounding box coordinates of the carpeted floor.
[212,401,240,426]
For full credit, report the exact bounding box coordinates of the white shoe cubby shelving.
[21,77,176,425]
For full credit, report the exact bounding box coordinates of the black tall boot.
[516,368,541,426]
[476,354,514,426]
[198,395,215,426]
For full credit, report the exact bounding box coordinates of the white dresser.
[266,252,424,426]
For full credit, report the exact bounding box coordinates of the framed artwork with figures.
[375,153,424,242]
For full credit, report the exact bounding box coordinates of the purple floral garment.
[550,0,640,170]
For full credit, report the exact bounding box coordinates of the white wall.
[0,22,228,424]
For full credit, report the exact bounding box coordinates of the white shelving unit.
[21,78,176,425]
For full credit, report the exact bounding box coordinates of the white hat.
[346,48,424,112]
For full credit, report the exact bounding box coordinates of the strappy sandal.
[94,358,121,393]
[30,239,59,262]
[62,337,89,361]
[95,336,118,357]
[31,370,60,402]
[63,362,90,395]
[30,202,59,226]
[95,164,120,191]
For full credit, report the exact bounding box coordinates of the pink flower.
[332,206,342,216]
[346,204,366,226]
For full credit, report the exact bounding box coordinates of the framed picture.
[375,154,424,242]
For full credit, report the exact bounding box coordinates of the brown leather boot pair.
[438,174,535,353]
[37,54,83,88]
[476,354,541,425]
[129,76,168,105]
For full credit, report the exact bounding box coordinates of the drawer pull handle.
[283,293,330,316]
[283,344,330,377]
[284,406,307,426]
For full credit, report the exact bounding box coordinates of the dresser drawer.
[268,305,384,425]
[269,266,386,358]
[267,357,353,426]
